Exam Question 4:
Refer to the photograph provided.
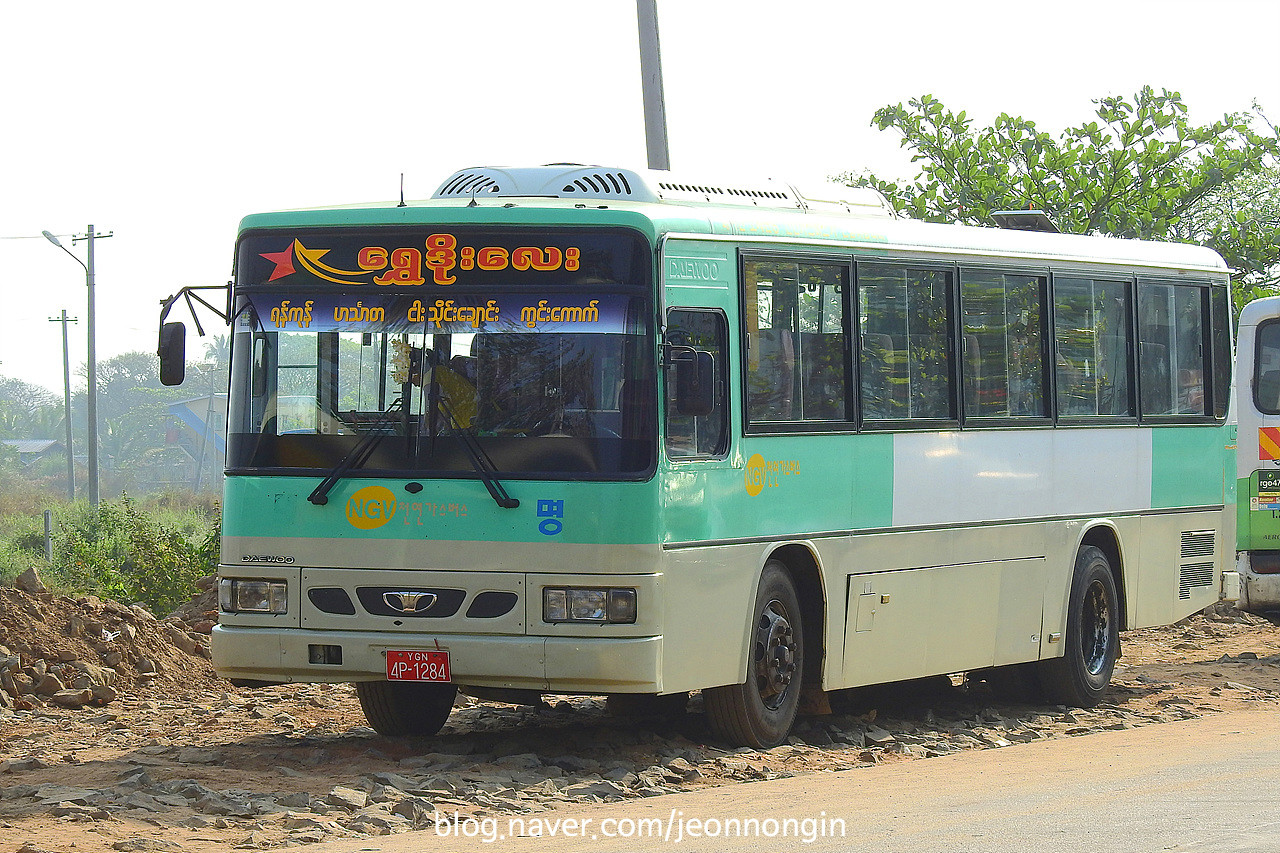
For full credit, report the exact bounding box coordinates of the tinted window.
[858,264,954,421]
[961,271,1047,418]
[744,259,849,425]
[665,309,729,458]
[1054,278,1133,417]
[1137,283,1207,417]
[1255,320,1280,415]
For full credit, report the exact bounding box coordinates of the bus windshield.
[228,291,655,478]
[226,228,655,480]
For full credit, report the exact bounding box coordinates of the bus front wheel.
[355,680,457,736]
[704,561,804,748]
[1038,545,1120,707]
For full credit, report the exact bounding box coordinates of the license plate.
[386,649,451,682]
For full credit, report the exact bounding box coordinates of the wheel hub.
[753,599,798,709]
[1081,579,1112,676]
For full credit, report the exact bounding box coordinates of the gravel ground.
[2,590,1278,853]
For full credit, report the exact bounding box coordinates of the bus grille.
[1180,531,1216,559]
[1179,530,1216,599]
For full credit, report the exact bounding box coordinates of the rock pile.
[0,570,218,712]
[0,651,118,711]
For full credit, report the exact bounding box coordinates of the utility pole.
[43,225,112,505]
[48,310,78,501]
[636,0,671,170]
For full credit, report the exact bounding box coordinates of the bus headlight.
[220,579,288,614]
[542,587,637,624]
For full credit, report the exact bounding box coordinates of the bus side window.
[1053,278,1132,418]
[665,309,729,459]
[1254,320,1280,415]
[1138,282,1209,417]
[961,271,1047,419]
[744,259,850,426]
[858,264,954,422]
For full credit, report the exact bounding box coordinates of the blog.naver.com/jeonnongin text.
[433,808,848,844]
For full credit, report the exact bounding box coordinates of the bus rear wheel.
[1038,545,1119,707]
[355,680,457,736]
[704,561,803,748]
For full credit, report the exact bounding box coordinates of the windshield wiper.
[432,394,520,510]
[308,397,405,506]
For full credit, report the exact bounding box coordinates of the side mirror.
[673,347,715,416]
[158,322,186,386]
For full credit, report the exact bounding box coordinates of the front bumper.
[211,625,664,693]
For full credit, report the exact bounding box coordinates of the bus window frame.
[738,250,856,436]
[1210,283,1233,421]
[663,307,732,461]
[1252,317,1280,416]
[1048,271,1139,426]
[853,257,960,433]
[1135,278,1224,425]
[957,264,1054,429]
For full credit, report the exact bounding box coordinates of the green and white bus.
[161,165,1238,748]
[1235,295,1280,611]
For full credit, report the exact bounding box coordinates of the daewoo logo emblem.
[346,485,397,530]
[382,591,438,613]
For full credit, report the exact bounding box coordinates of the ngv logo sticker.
[346,485,397,530]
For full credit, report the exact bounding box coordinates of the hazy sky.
[2,0,1276,394]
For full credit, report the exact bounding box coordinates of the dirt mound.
[168,577,218,633]
[0,581,218,712]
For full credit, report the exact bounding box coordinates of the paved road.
[304,708,1280,853]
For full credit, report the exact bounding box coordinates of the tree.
[1174,165,1280,309]
[0,376,60,439]
[841,87,1280,310]
[77,352,206,473]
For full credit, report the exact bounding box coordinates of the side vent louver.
[560,171,634,196]
[437,172,503,197]
[655,181,793,203]
[1179,530,1216,600]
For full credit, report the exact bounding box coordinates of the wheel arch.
[764,543,826,687]
[1079,523,1128,630]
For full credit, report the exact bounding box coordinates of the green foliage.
[1174,165,1280,312]
[0,490,220,616]
[56,496,220,615]
[841,87,1280,312]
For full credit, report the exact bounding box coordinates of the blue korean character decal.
[537,499,565,536]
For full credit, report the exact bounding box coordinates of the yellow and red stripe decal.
[1260,427,1280,460]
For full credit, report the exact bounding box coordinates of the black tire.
[605,692,689,718]
[704,561,803,748]
[355,680,457,736]
[1038,545,1120,707]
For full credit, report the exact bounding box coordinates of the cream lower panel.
[211,625,663,692]
[815,522,1053,685]
[1131,509,1227,629]
[660,524,1058,694]
[840,558,1046,690]
[658,543,773,694]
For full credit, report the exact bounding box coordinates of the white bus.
[163,165,1241,748]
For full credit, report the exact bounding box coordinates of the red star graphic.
[260,242,296,281]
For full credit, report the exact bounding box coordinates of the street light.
[42,225,111,506]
